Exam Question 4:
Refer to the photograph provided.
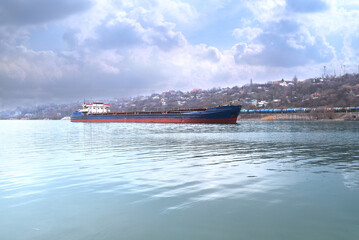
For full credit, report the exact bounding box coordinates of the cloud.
[0,0,359,109]
[0,0,93,26]
[233,20,334,67]
[71,6,187,52]
[0,1,201,108]
[202,46,221,62]
[146,23,186,51]
[0,46,66,103]
[0,35,223,108]
[91,18,146,49]
[150,0,198,24]
[233,27,263,41]
[270,19,300,34]
[0,45,169,106]
[286,0,329,13]
[245,0,286,23]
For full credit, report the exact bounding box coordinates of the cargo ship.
[71,102,241,124]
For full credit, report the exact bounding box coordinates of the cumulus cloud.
[232,27,263,41]
[202,46,222,62]
[0,15,217,108]
[91,18,146,49]
[245,0,286,23]
[0,0,358,108]
[146,23,186,51]
[67,5,187,52]
[235,34,333,67]
[233,19,334,67]
[0,46,67,102]
[0,45,168,106]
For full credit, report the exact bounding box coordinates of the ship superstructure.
[79,102,110,114]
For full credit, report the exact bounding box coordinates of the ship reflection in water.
[0,121,358,239]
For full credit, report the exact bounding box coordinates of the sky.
[0,0,359,108]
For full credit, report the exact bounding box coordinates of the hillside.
[1,74,359,120]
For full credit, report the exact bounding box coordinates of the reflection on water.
[0,121,359,239]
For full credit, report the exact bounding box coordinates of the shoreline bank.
[238,112,359,121]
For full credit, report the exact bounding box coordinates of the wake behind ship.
[71,102,241,124]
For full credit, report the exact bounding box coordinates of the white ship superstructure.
[79,102,110,114]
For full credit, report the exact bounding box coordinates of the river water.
[0,121,358,240]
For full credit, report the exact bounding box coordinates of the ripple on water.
[0,121,359,209]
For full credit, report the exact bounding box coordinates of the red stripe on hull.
[71,118,237,124]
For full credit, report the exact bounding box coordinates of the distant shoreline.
[239,112,359,121]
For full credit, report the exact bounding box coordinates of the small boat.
[71,102,241,124]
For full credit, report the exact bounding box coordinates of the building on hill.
[273,78,294,87]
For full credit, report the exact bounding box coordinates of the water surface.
[0,121,359,239]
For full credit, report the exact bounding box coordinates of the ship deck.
[88,108,208,115]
